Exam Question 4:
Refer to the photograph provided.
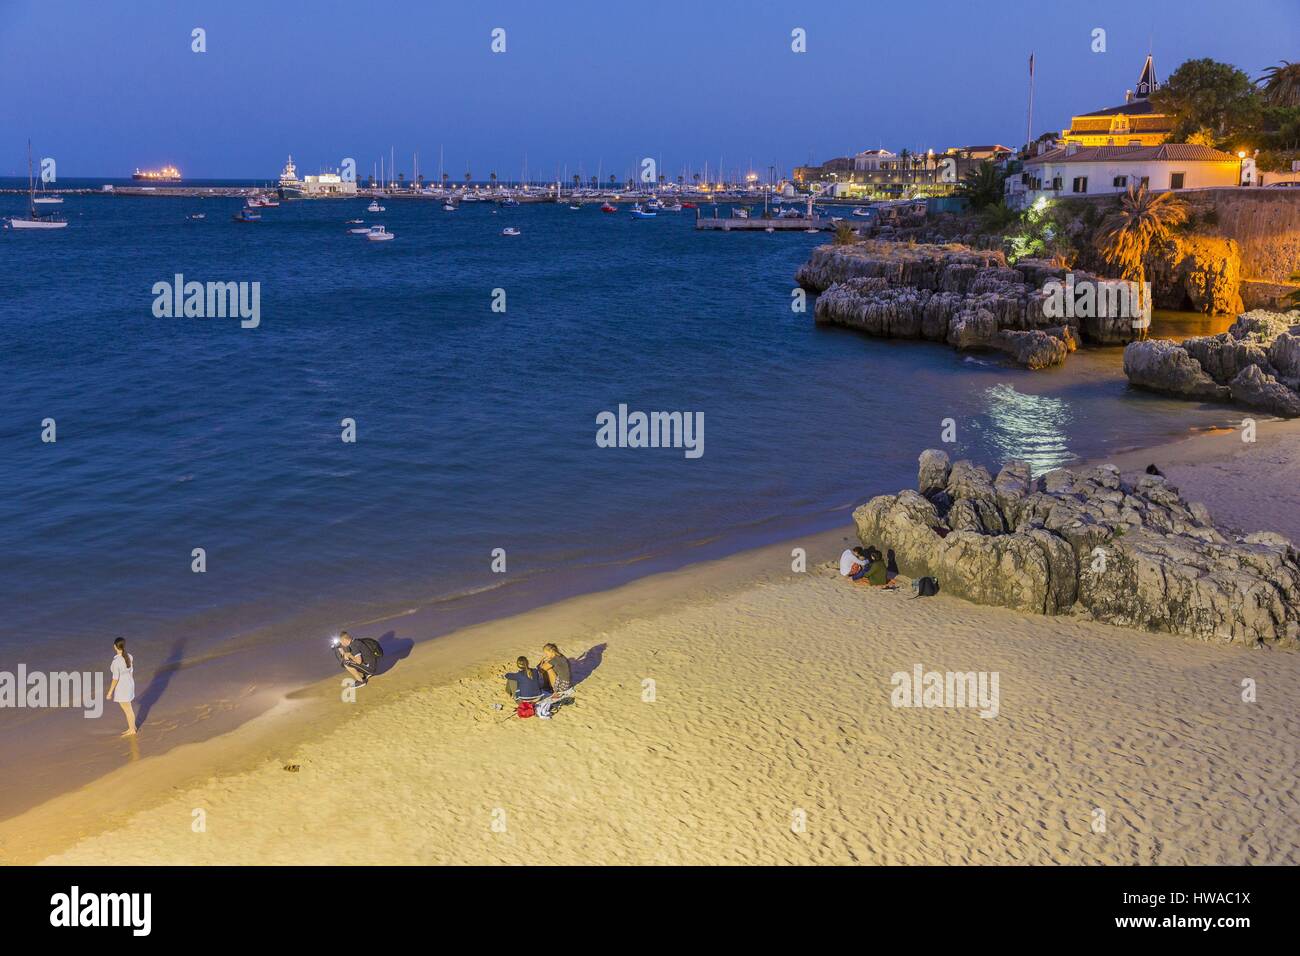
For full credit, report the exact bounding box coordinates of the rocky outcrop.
[1146,234,1245,315]
[800,241,1142,368]
[853,449,1300,646]
[1123,309,1300,416]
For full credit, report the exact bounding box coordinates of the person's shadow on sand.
[135,636,187,728]
[570,643,607,687]
[373,631,414,676]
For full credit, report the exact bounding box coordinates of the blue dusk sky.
[0,0,1295,180]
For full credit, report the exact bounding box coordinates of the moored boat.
[6,142,68,230]
[365,225,395,241]
[600,202,617,213]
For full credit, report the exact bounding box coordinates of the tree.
[1259,61,1300,108]
[1094,184,1188,339]
[1151,58,1259,140]
[465,171,472,183]
[956,160,1005,209]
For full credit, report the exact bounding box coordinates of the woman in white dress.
[108,637,137,737]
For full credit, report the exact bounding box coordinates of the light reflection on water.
[975,383,1076,475]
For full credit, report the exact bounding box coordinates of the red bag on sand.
[516,700,536,719]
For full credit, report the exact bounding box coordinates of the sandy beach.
[5,420,1300,866]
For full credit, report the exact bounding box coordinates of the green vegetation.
[832,221,858,245]
[1094,184,1189,338]
[1151,57,1300,171]
[956,160,1006,210]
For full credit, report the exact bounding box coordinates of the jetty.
[695,214,835,231]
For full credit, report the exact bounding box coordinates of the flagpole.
[1026,52,1036,155]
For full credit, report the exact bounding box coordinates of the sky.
[1,0,1296,181]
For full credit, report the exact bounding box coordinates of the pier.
[694,215,835,231]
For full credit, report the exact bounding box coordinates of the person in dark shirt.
[335,631,377,686]
[504,656,545,701]
[539,643,572,694]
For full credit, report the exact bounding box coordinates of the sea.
[0,178,1240,816]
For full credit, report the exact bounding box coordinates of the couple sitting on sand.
[504,644,574,720]
[839,546,900,590]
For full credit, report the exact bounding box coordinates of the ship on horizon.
[132,164,181,182]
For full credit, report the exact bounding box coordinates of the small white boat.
[6,142,67,229]
[501,226,521,236]
[666,202,683,212]
[805,228,819,234]
[365,225,395,241]
[765,226,775,233]
[345,218,364,224]
[348,226,372,234]
[367,200,385,213]
[732,208,749,219]
[568,204,581,210]
[851,207,872,218]
[33,196,63,205]
[442,202,456,211]
[187,213,206,220]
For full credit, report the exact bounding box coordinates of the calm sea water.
[1,180,1238,696]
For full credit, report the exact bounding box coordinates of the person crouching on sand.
[107,637,137,737]
[335,631,376,687]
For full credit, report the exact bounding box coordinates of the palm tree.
[464,171,472,184]
[490,171,498,186]
[1259,61,1300,107]
[1094,183,1188,338]
[956,160,1005,209]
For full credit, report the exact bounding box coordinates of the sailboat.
[6,142,68,229]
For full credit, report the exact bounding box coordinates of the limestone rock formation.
[799,240,1143,368]
[1123,309,1300,416]
[853,449,1300,645]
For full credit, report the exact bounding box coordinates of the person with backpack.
[335,631,382,687]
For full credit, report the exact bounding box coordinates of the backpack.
[357,638,384,662]
[516,699,536,719]
[912,576,940,597]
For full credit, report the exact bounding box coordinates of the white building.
[853,148,897,172]
[301,172,357,197]
[1012,143,1242,208]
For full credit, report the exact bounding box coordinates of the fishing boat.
[232,208,261,222]
[630,204,656,219]
[645,198,664,211]
[600,202,617,214]
[501,196,520,207]
[732,208,749,220]
[501,227,521,236]
[365,225,394,241]
[442,201,456,211]
[367,200,385,213]
[6,142,69,229]
[665,202,683,212]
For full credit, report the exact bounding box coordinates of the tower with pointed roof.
[1060,55,1173,147]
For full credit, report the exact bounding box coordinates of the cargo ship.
[132,165,181,182]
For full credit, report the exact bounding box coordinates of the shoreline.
[4,416,1300,864]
